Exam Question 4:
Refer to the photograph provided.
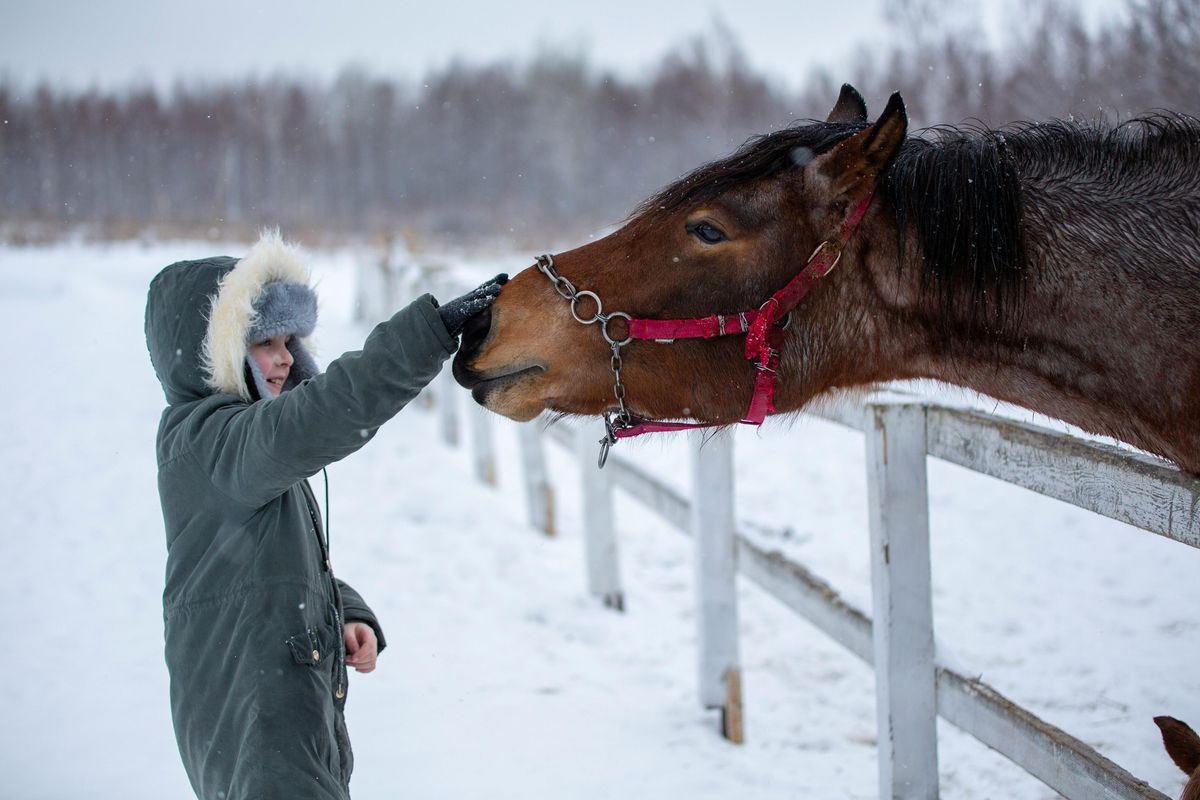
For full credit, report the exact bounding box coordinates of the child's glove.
[437,274,508,337]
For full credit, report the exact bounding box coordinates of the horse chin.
[468,366,550,421]
[475,379,614,423]
[481,397,545,422]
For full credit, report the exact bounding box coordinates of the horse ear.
[826,84,868,124]
[1155,716,1200,776]
[813,92,907,202]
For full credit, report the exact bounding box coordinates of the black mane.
[634,111,1200,338]
[887,124,1025,338]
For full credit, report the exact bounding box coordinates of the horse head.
[453,85,910,425]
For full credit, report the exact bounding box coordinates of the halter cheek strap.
[537,190,875,466]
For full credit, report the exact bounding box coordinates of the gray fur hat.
[244,280,320,400]
[249,281,318,342]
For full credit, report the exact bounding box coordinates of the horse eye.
[690,222,728,245]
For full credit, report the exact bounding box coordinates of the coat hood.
[145,232,319,405]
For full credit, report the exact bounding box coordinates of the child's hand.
[344,621,379,674]
[436,274,508,336]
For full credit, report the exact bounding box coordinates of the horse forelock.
[631,120,865,220]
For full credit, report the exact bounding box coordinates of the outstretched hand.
[437,273,508,337]
[344,621,379,674]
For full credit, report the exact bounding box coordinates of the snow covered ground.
[2,240,1197,799]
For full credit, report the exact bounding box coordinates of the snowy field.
[2,240,1198,799]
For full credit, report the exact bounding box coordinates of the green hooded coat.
[145,237,456,799]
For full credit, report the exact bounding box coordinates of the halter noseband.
[537,191,875,467]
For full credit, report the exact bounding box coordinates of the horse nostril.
[459,307,492,359]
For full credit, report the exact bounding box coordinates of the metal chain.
[537,254,633,467]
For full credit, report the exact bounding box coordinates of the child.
[144,231,504,799]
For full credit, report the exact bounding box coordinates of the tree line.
[1,0,1195,245]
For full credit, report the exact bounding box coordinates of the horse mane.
[1004,112,1200,193]
[886,123,1025,339]
[635,111,1200,340]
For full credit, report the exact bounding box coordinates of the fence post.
[690,429,744,743]
[437,367,459,446]
[577,425,623,611]
[354,249,379,324]
[864,402,938,800]
[518,423,555,536]
[469,403,497,486]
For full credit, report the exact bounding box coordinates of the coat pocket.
[286,628,326,667]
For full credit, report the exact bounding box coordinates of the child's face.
[249,335,295,397]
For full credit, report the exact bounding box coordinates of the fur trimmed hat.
[248,281,317,342]
[201,231,321,401]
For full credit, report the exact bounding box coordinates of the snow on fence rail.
[369,259,1198,800]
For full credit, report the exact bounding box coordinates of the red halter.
[536,190,875,465]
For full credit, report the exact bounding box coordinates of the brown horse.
[453,85,1200,471]
[1155,716,1200,800]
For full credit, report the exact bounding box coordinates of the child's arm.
[340,579,385,673]
[202,294,457,507]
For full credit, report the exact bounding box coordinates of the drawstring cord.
[322,467,331,557]
[319,467,347,700]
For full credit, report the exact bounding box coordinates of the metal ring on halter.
[570,290,603,324]
[806,240,844,275]
[601,311,633,346]
[756,298,792,330]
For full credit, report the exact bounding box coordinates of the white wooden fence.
[365,257,1199,800]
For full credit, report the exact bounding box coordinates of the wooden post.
[469,402,497,486]
[690,429,743,743]
[518,423,555,536]
[864,402,938,799]
[438,367,459,446]
[353,254,376,323]
[577,424,623,611]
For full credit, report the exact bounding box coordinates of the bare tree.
[1,0,1195,243]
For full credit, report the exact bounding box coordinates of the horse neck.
[871,163,1200,471]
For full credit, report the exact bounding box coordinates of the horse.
[1155,716,1200,800]
[452,84,1200,472]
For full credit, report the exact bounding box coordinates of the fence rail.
[378,259,1194,800]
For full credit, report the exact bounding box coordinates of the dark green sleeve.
[338,579,387,652]
[202,294,456,508]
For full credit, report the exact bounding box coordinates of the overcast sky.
[0,0,1127,92]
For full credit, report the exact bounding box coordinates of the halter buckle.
[805,239,844,275]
